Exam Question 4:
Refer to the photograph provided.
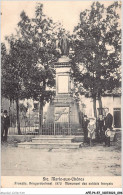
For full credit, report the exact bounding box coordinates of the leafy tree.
[17,3,64,133]
[1,37,31,134]
[1,3,63,134]
[72,1,121,117]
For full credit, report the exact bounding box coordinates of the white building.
[79,93,121,129]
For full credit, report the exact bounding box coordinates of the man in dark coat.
[1,110,10,142]
[104,108,113,147]
[83,115,89,143]
[97,115,104,143]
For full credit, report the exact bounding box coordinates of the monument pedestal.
[45,56,81,135]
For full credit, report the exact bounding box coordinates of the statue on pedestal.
[59,34,69,56]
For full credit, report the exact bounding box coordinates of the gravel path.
[1,143,121,176]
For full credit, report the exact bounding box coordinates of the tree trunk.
[93,95,97,118]
[16,98,21,135]
[98,95,103,115]
[39,97,43,135]
[9,99,12,127]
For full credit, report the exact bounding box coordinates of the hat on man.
[105,129,111,137]
[4,110,8,114]
[84,115,87,117]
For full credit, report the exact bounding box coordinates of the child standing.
[88,117,96,146]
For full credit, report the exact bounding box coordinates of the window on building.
[113,108,121,128]
[33,103,39,110]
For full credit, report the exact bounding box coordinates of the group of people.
[1,110,10,142]
[1,108,113,146]
[83,108,113,147]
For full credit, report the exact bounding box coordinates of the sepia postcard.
[1,0,122,194]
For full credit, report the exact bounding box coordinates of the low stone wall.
[7,135,36,143]
[113,130,122,149]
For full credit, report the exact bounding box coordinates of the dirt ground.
[1,142,121,176]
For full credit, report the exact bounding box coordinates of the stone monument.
[45,35,81,135]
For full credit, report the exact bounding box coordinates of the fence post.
[54,115,55,135]
[39,97,43,135]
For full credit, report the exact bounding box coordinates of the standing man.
[104,108,113,147]
[83,115,89,144]
[1,109,4,142]
[98,115,104,143]
[1,110,10,142]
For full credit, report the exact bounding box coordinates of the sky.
[1,1,114,41]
